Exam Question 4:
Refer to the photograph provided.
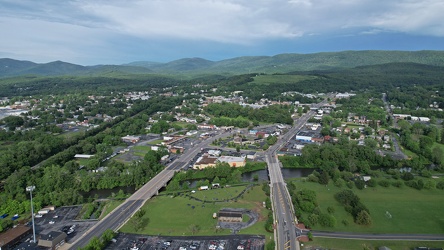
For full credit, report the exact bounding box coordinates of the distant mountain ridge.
[2,50,444,77]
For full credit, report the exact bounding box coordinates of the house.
[38,231,67,250]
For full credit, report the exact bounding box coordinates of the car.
[49,221,55,224]
[53,215,59,218]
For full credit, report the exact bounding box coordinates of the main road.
[266,99,328,250]
[68,131,230,249]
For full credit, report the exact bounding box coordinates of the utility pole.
[26,185,36,243]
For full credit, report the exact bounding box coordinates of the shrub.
[378,179,390,187]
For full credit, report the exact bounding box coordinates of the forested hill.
[286,62,444,93]
[2,50,444,77]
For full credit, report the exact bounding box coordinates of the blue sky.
[1,0,444,65]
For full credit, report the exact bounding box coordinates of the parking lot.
[106,234,265,250]
[33,205,97,243]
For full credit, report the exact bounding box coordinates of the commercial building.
[0,225,31,250]
[37,231,67,250]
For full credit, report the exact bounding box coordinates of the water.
[82,185,136,199]
[241,168,314,182]
[184,168,314,187]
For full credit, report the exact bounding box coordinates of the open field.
[120,185,272,240]
[292,179,444,234]
[252,74,317,85]
[132,145,151,157]
[303,237,444,250]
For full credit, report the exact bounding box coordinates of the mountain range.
[1,50,444,77]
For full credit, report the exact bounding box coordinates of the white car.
[49,221,55,224]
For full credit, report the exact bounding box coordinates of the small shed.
[218,210,242,222]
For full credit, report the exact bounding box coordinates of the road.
[311,230,444,241]
[68,131,230,249]
[265,99,329,250]
[265,109,320,250]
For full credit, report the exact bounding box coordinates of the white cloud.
[1,0,444,63]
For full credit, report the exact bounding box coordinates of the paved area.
[33,205,97,243]
[105,234,265,250]
[217,208,259,234]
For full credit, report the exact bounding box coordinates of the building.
[121,135,140,143]
[0,225,31,250]
[193,155,218,170]
[217,156,246,167]
[295,131,315,142]
[37,231,67,250]
[74,154,94,159]
[218,210,242,222]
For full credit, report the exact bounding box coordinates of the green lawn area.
[132,145,151,157]
[149,139,164,145]
[120,185,272,240]
[292,179,444,234]
[252,74,316,85]
[303,237,444,250]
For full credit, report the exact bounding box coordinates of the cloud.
[1,0,444,64]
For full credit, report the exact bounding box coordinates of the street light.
[26,185,36,243]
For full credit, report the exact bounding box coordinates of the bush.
[308,213,319,226]
[346,181,354,189]
[391,180,404,188]
[366,178,377,187]
[437,181,444,190]
[318,213,336,227]
[378,179,390,187]
[355,179,366,190]
[334,178,345,188]
[327,206,335,214]
[402,172,414,181]
[355,210,372,225]
[265,240,275,250]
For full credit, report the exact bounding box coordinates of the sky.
[1,0,444,65]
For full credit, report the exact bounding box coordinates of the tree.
[131,209,148,232]
[355,210,372,225]
[318,171,330,185]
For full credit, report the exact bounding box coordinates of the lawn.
[291,179,444,234]
[132,145,151,157]
[120,185,272,240]
[303,237,444,250]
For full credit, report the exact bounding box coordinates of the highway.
[68,131,230,249]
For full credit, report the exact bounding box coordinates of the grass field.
[292,179,444,234]
[252,74,316,85]
[132,145,151,157]
[303,237,444,250]
[120,185,272,240]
